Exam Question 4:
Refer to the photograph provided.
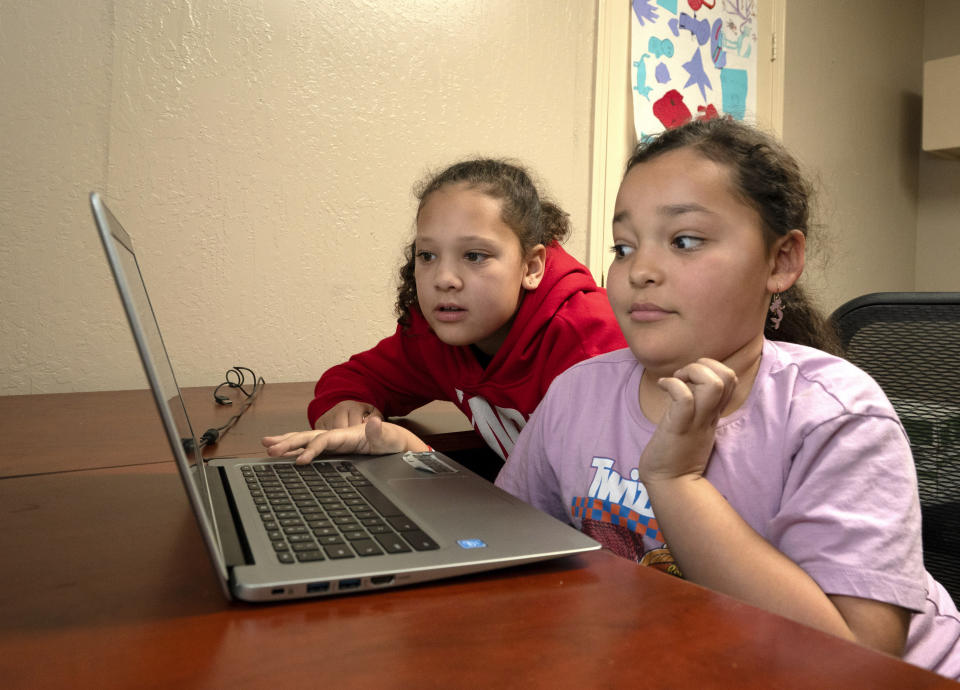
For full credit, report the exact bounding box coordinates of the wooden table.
[0,387,955,688]
[0,381,483,479]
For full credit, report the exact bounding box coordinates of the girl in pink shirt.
[494,118,959,678]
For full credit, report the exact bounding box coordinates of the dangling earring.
[769,291,784,330]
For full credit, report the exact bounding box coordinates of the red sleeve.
[307,324,448,427]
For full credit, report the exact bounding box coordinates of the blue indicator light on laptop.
[457,539,487,549]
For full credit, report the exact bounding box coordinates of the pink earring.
[769,292,784,330]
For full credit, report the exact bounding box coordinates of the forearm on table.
[645,475,854,641]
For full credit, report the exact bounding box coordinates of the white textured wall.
[1,0,596,394]
[5,1,955,397]
[1,1,117,393]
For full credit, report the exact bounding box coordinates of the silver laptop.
[90,192,599,602]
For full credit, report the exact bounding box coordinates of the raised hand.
[637,358,738,484]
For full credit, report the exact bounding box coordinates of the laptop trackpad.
[388,475,525,529]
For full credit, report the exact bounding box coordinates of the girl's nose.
[434,261,463,290]
[627,248,662,287]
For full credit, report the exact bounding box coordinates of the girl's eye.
[464,251,489,263]
[610,244,634,259]
[671,235,703,250]
[415,250,436,263]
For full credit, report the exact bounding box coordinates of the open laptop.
[89,192,599,602]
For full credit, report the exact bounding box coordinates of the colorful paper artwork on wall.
[631,0,758,141]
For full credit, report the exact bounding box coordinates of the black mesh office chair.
[831,292,960,602]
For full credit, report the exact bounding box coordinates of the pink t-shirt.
[496,341,960,678]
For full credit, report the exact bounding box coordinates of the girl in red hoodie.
[263,159,625,463]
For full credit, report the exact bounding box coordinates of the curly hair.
[624,118,841,354]
[395,158,570,325]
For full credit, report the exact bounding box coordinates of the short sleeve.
[769,412,928,611]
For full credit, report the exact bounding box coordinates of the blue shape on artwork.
[632,0,659,26]
[648,36,674,59]
[721,68,748,120]
[656,62,671,83]
[678,12,710,46]
[668,18,679,37]
[634,54,653,100]
[721,22,753,58]
[656,0,678,13]
[710,18,727,68]
[683,47,712,102]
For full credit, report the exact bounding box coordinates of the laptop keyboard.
[241,460,439,564]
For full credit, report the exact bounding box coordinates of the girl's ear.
[522,244,547,290]
[767,229,805,293]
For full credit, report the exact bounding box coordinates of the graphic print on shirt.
[455,389,526,460]
[573,457,681,576]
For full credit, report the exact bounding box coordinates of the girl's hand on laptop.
[261,417,430,465]
[315,400,384,430]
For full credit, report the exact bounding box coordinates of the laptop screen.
[98,201,200,455]
[91,193,226,568]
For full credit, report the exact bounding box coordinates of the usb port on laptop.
[338,578,362,590]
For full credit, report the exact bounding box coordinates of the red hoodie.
[307,245,626,458]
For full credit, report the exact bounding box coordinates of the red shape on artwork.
[696,104,719,121]
[653,89,692,129]
[688,0,717,10]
